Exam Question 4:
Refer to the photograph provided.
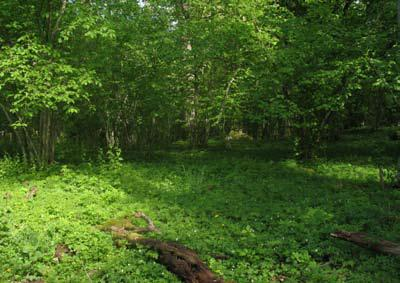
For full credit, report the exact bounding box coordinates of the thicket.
[0,0,399,164]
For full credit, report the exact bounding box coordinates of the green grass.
[1,131,400,282]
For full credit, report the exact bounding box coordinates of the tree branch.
[101,212,225,282]
[51,0,68,43]
[331,231,400,256]
[131,211,160,233]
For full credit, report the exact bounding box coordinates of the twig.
[132,211,160,233]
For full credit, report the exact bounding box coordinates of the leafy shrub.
[0,156,26,178]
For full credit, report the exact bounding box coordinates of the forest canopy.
[0,0,399,163]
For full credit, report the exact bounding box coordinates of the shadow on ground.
[109,148,400,282]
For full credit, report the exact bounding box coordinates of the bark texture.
[100,212,225,283]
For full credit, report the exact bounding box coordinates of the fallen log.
[330,231,400,256]
[100,212,225,283]
[130,238,224,283]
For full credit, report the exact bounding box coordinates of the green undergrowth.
[1,136,400,282]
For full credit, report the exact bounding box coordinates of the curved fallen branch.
[331,231,400,256]
[101,212,225,283]
[131,211,160,234]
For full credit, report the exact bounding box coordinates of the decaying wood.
[331,231,400,256]
[132,211,160,234]
[101,211,225,283]
[53,244,73,262]
[130,238,224,283]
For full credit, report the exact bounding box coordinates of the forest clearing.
[1,130,400,282]
[1,0,400,282]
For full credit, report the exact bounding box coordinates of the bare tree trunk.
[21,125,39,164]
[187,89,209,148]
[105,118,116,149]
[50,111,57,163]
[218,71,238,137]
[39,110,56,164]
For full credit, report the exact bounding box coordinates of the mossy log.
[100,212,225,283]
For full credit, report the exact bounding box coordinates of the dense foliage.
[0,0,399,162]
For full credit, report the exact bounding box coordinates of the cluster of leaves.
[0,36,96,119]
